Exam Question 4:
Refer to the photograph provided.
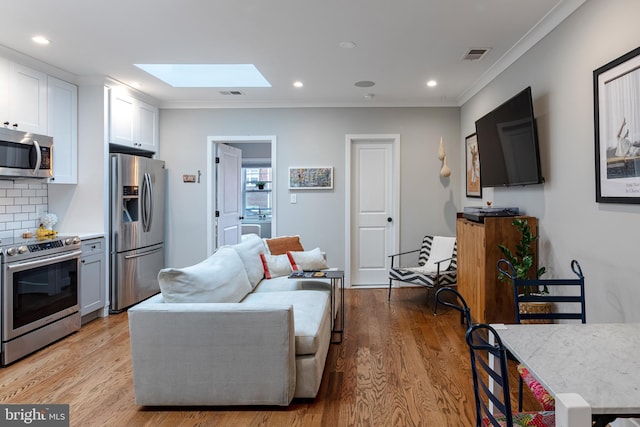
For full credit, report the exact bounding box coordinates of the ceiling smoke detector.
[219,90,244,96]
[463,48,491,61]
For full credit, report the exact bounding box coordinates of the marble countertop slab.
[494,323,640,415]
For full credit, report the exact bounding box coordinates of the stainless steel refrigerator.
[109,153,166,312]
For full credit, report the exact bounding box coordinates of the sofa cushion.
[265,235,304,255]
[158,247,252,303]
[260,253,292,279]
[287,248,329,271]
[242,290,330,356]
[230,233,267,289]
[253,275,331,293]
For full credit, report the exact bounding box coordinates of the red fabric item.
[518,364,555,411]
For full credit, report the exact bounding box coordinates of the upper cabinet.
[0,57,78,183]
[109,90,158,153]
[10,63,48,134]
[48,76,78,184]
[0,59,48,134]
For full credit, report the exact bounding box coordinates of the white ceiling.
[0,0,585,108]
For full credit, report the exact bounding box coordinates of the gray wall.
[160,0,640,325]
[160,107,460,269]
[461,0,640,323]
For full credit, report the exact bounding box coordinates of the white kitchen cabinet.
[7,62,48,134]
[0,57,8,123]
[80,237,106,318]
[137,100,158,152]
[109,90,158,153]
[48,76,78,184]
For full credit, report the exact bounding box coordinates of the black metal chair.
[497,258,586,412]
[497,259,586,324]
[434,286,471,328]
[466,323,555,427]
[388,235,457,305]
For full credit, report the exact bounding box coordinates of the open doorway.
[206,136,277,256]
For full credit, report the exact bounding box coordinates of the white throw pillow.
[260,253,292,279]
[158,247,252,303]
[229,233,267,289]
[287,247,328,271]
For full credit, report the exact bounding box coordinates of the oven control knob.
[6,247,17,256]
[65,237,80,245]
[17,246,28,254]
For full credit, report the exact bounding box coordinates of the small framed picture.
[288,167,333,190]
[465,133,482,198]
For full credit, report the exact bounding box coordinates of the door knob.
[387,217,393,222]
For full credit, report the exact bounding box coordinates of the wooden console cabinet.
[456,215,538,324]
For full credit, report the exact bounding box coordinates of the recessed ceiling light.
[355,80,375,88]
[339,41,357,49]
[293,81,304,88]
[427,80,437,87]
[32,36,51,45]
[134,64,271,88]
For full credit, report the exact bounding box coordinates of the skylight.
[134,64,271,88]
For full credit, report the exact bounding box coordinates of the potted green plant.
[256,181,266,190]
[498,218,551,323]
[498,218,546,292]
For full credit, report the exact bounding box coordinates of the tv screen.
[474,86,543,187]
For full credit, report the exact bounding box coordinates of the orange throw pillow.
[265,235,304,255]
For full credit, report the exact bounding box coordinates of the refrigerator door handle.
[146,172,154,231]
[124,247,163,260]
[141,172,153,232]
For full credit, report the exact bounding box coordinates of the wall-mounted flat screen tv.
[474,86,543,187]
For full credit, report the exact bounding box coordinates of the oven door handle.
[124,247,162,260]
[6,250,82,271]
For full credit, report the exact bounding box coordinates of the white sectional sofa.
[128,234,334,406]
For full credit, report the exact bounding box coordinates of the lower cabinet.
[80,237,106,320]
[456,216,538,324]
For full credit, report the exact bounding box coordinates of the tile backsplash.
[0,180,48,242]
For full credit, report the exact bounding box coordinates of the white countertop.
[494,323,640,415]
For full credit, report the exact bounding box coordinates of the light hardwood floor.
[0,288,537,426]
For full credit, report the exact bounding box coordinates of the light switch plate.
[290,194,297,204]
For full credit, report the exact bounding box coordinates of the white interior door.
[207,136,277,256]
[216,143,242,247]
[350,138,397,286]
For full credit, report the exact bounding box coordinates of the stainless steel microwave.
[0,127,53,179]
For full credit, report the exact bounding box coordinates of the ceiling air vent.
[219,90,244,96]
[463,48,491,61]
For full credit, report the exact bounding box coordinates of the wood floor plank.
[0,288,538,426]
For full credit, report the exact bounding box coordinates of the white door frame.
[206,135,277,256]
[345,134,400,288]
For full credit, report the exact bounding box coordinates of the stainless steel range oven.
[1,235,81,366]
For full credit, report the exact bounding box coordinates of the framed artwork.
[594,46,640,203]
[465,133,482,198]
[288,167,333,189]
